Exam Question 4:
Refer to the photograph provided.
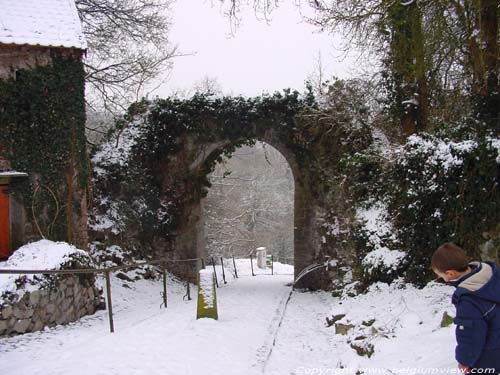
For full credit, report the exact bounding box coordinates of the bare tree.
[215,0,281,30]
[193,76,224,96]
[76,0,178,114]
[204,143,294,260]
[307,51,328,101]
[85,107,114,147]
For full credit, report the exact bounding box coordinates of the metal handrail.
[0,256,203,275]
[0,256,202,334]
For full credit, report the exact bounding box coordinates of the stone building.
[0,0,89,258]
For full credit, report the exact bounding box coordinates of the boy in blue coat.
[431,243,500,374]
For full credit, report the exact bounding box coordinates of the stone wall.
[0,45,82,80]
[0,275,102,337]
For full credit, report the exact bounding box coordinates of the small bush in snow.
[354,204,407,287]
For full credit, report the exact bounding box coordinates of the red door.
[0,185,10,259]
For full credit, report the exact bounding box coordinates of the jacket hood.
[452,262,500,304]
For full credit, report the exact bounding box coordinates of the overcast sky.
[153,0,354,98]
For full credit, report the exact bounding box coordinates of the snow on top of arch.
[0,0,86,50]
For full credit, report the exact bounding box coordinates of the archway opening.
[202,141,294,267]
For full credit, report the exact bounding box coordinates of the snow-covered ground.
[267,280,456,375]
[0,259,457,375]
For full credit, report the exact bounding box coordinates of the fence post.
[162,267,168,308]
[250,255,255,276]
[220,257,227,284]
[271,255,274,276]
[186,280,191,301]
[232,255,238,278]
[201,258,206,269]
[211,257,219,288]
[105,270,114,333]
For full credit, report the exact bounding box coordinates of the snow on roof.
[0,0,87,50]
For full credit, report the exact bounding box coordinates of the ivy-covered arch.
[92,90,373,289]
[141,92,322,286]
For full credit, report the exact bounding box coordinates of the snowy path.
[0,262,458,375]
[265,290,340,374]
[0,270,295,375]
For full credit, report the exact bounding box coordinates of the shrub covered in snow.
[362,248,406,279]
[354,204,407,286]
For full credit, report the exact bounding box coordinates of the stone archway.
[171,127,321,286]
[92,93,360,290]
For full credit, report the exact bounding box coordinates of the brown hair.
[431,243,469,272]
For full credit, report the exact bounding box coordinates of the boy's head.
[431,243,470,281]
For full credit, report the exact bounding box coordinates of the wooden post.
[211,257,219,288]
[186,280,191,301]
[162,267,167,308]
[220,257,227,284]
[232,255,238,278]
[105,271,114,333]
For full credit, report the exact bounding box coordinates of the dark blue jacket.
[450,262,500,372]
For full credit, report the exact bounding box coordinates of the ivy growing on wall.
[133,90,314,169]
[140,89,370,198]
[0,52,88,245]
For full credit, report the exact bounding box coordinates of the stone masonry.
[0,274,102,337]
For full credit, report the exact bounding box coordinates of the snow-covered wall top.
[0,240,92,304]
[0,0,86,50]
